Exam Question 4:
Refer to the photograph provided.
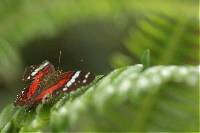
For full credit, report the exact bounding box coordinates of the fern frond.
[123,15,199,65]
[0,65,198,132]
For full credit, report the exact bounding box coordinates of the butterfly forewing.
[62,71,95,92]
[22,60,55,82]
[15,60,55,106]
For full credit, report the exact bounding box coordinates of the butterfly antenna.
[58,50,62,71]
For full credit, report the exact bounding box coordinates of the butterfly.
[14,60,95,108]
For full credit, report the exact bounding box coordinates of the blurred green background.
[0,0,199,130]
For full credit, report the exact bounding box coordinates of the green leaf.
[0,104,15,130]
[0,65,199,132]
[140,49,150,69]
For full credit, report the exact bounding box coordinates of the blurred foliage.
[0,0,197,48]
[0,0,198,84]
[0,65,199,132]
[111,15,199,68]
[0,0,199,132]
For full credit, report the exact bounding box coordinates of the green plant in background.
[0,64,199,132]
[0,0,198,77]
[111,14,199,68]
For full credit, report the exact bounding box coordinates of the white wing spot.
[85,72,90,78]
[83,79,87,83]
[65,71,81,88]
[63,87,68,91]
[66,81,72,87]
[31,61,49,76]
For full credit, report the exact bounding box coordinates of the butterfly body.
[14,60,95,107]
